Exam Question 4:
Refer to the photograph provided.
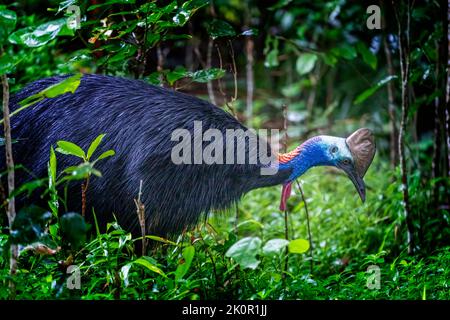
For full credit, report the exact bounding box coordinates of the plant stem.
[1,69,17,298]
[296,180,313,274]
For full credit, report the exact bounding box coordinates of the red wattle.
[280,182,292,211]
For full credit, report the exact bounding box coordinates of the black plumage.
[6,74,291,237]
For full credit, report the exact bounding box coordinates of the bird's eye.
[342,158,351,165]
[330,146,338,154]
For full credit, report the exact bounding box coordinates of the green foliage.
[56,134,115,181]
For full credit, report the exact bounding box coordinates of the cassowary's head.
[278,128,376,210]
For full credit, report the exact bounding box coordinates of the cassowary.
[6,74,376,237]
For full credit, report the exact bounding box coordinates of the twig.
[156,44,164,86]
[1,62,17,298]
[206,39,216,105]
[295,180,313,274]
[245,35,254,124]
[227,40,238,104]
[383,29,399,167]
[282,104,289,279]
[215,45,237,118]
[81,176,90,217]
[134,180,146,255]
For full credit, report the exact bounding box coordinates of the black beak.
[338,165,366,203]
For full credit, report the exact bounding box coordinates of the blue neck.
[279,141,329,182]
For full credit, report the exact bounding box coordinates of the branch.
[1,64,18,297]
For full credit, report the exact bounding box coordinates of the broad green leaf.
[288,238,310,254]
[189,68,225,83]
[133,257,166,277]
[18,74,82,109]
[262,239,289,256]
[48,147,58,217]
[10,205,53,245]
[0,9,16,43]
[0,53,19,74]
[206,19,236,39]
[8,18,73,47]
[10,179,46,199]
[296,53,317,75]
[87,134,106,160]
[264,36,279,68]
[56,140,86,159]
[173,9,191,26]
[354,75,397,105]
[63,163,102,180]
[95,150,115,162]
[331,45,357,60]
[49,147,57,183]
[175,245,195,282]
[323,52,338,66]
[166,67,188,85]
[145,33,160,48]
[264,49,279,68]
[225,237,262,270]
[60,212,88,250]
[357,42,377,70]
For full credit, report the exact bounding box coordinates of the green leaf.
[175,245,195,282]
[19,74,82,108]
[206,19,236,39]
[0,9,17,43]
[63,163,102,180]
[48,147,58,217]
[262,239,289,256]
[10,205,53,245]
[225,237,262,270]
[10,179,46,199]
[145,33,161,48]
[264,49,279,68]
[166,67,188,85]
[288,238,310,254]
[133,257,166,277]
[331,45,357,60]
[87,134,105,161]
[189,68,225,83]
[354,75,398,105]
[95,150,115,162]
[8,18,73,47]
[144,235,177,245]
[296,53,317,75]
[60,212,88,250]
[0,53,20,74]
[56,140,86,159]
[357,43,377,70]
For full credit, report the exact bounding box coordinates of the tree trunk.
[1,72,18,297]
[444,0,450,177]
[394,0,414,254]
[383,34,399,167]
